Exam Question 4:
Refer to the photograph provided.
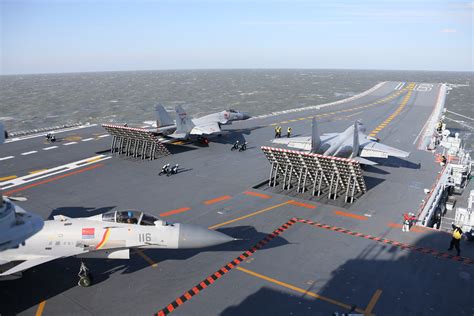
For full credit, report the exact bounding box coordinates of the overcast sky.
[1,0,472,74]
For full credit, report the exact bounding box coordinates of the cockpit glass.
[229,109,237,113]
[102,212,115,222]
[116,210,141,224]
[140,213,159,226]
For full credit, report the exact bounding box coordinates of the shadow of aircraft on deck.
[0,221,288,315]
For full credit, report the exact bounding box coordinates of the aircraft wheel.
[78,275,92,287]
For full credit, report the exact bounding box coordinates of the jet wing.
[190,122,221,135]
[271,136,312,151]
[0,256,58,276]
[168,132,188,140]
[360,140,410,158]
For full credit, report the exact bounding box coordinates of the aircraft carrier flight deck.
[1,81,473,315]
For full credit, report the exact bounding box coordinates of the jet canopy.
[101,210,169,226]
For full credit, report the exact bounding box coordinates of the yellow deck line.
[237,267,366,313]
[134,249,158,268]
[35,300,46,316]
[208,200,292,230]
[365,289,383,316]
[0,175,17,181]
[29,169,47,174]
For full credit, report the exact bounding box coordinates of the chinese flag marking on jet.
[82,228,95,239]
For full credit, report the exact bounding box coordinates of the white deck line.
[249,81,387,120]
[63,142,78,146]
[43,146,58,150]
[0,156,14,161]
[82,138,94,142]
[0,155,111,190]
[21,151,37,156]
[4,124,97,143]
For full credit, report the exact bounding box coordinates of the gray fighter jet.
[155,104,250,142]
[0,210,234,286]
[272,118,410,165]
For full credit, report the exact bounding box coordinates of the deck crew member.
[448,224,463,256]
[402,213,416,232]
[287,127,292,138]
[402,213,410,232]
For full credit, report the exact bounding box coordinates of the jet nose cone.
[178,224,234,249]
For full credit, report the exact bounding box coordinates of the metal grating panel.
[261,146,366,203]
[102,124,170,160]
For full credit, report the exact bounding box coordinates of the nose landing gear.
[78,261,92,287]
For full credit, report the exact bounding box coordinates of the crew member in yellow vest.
[448,224,463,256]
[287,127,292,138]
[277,126,282,138]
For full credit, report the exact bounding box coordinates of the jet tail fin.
[311,117,321,153]
[155,104,174,128]
[174,105,195,135]
[351,121,360,158]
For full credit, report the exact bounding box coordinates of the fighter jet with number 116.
[0,210,234,286]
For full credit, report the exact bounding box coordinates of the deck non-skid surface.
[1,81,472,315]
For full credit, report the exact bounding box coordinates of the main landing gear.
[197,136,209,145]
[78,261,92,287]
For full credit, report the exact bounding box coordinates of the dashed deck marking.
[160,207,192,217]
[0,156,14,161]
[35,300,46,316]
[369,86,413,137]
[268,89,405,127]
[0,175,17,181]
[387,222,438,233]
[4,164,104,195]
[85,157,102,163]
[204,195,232,205]
[63,141,78,146]
[134,249,158,268]
[236,267,365,314]
[288,200,317,209]
[207,200,292,230]
[29,169,47,174]
[43,146,58,150]
[21,151,37,155]
[97,134,109,138]
[156,219,298,316]
[334,210,368,221]
[296,218,474,265]
[365,289,383,316]
[156,215,472,315]
[243,191,272,199]
[82,137,94,142]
